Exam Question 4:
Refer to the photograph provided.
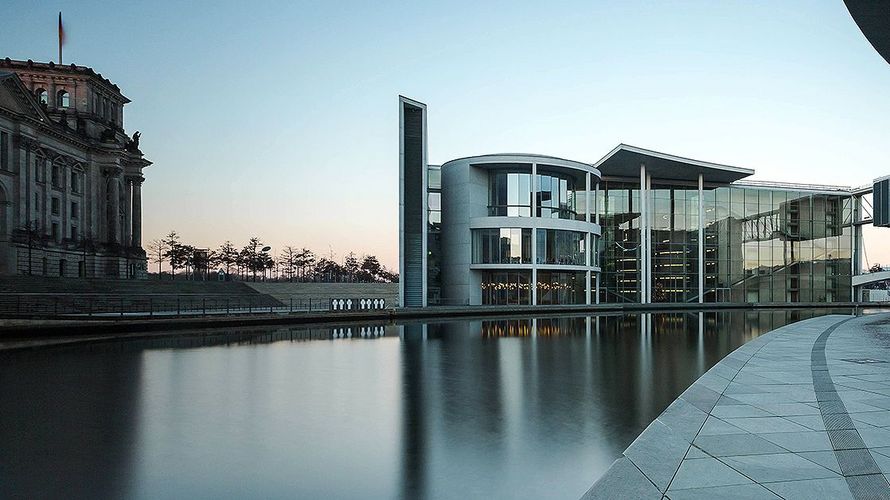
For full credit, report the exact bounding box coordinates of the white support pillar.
[698,173,704,304]
[646,173,653,304]
[595,273,600,304]
[586,171,592,305]
[531,162,538,306]
[640,164,647,304]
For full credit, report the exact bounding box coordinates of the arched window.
[36,88,48,105]
[56,90,70,108]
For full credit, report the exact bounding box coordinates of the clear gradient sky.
[3,0,890,271]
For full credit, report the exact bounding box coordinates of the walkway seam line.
[810,316,890,499]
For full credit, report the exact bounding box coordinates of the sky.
[3,0,890,271]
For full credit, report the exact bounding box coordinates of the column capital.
[102,166,123,178]
[125,175,145,186]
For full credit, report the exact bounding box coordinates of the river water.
[0,309,848,499]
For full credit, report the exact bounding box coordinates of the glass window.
[472,228,532,264]
[51,164,61,188]
[36,88,48,105]
[536,170,577,219]
[71,202,79,219]
[427,168,441,190]
[51,197,60,215]
[57,90,70,108]
[427,192,440,211]
[537,229,586,265]
[537,270,586,304]
[481,270,532,305]
[488,169,532,217]
[0,131,7,170]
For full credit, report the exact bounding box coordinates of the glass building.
[400,99,869,307]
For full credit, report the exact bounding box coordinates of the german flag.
[58,12,65,64]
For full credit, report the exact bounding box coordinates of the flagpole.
[58,12,63,65]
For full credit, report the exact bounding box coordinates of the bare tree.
[162,231,183,279]
[279,246,299,282]
[146,238,168,279]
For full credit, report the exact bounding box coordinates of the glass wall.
[472,228,533,264]
[650,183,700,303]
[597,181,641,303]
[427,166,442,304]
[481,271,532,305]
[489,170,532,217]
[536,170,577,219]
[537,229,586,265]
[537,271,586,304]
[597,180,853,304]
[488,167,585,219]
[703,188,851,303]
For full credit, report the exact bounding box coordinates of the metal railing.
[0,293,396,319]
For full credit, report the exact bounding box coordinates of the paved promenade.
[583,313,890,499]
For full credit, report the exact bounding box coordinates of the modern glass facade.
[597,179,853,304]
[427,165,441,304]
[537,271,586,304]
[473,228,533,264]
[537,229,586,265]
[481,270,532,305]
[488,168,532,217]
[401,127,868,308]
[536,170,577,219]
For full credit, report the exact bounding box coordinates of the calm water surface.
[0,310,847,499]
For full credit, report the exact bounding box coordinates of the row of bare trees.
[146,231,397,283]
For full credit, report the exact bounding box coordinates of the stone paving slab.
[581,313,890,499]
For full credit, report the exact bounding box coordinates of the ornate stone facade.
[0,58,150,278]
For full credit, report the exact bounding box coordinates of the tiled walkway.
[583,313,890,499]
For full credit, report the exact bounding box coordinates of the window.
[51,222,59,242]
[34,193,40,212]
[71,171,80,193]
[472,228,532,264]
[35,157,45,182]
[71,201,79,219]
[57,90,70,108]
[488,170,532,217]
[0,131,8,170]
[481,270,532,305]
[536,170,577,219]
[70,225,78,241]
[51,197,60,215]
[537,229,586,265]
[93,94,100,114]
[36,88,48,104]
[51,164,61,188]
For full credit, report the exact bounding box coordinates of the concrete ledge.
[0,303,881,351]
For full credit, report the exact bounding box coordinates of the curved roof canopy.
[592,144,754,184]
[845,0,890,65]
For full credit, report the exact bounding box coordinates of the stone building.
[0,58,150,278]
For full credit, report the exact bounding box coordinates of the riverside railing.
[0,293,393,319]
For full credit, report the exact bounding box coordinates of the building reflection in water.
[0,348,142,499]
[397,309,846,499]
[0,310,850,500]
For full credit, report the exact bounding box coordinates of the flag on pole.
[58,12,65,65]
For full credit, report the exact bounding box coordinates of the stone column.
[105,169,121,244]
[132,178,142,248]
[123,178,133,247]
